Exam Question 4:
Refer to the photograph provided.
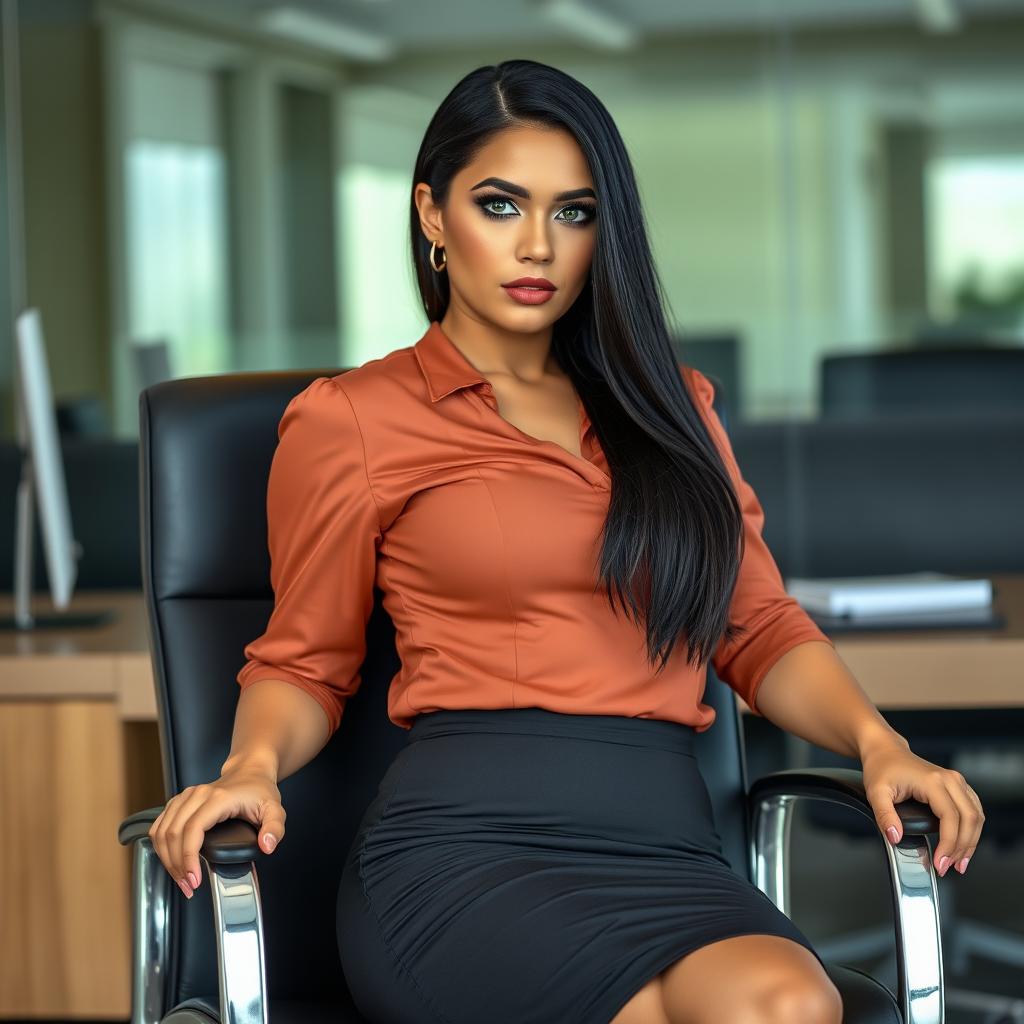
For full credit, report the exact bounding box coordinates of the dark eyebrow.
[469,176,597,202]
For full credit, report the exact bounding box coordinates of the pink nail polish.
[178,878,193,898]
[938,856,950,875]
[188,871,199,889]
[886,826,899,843]
[957,857,970,874]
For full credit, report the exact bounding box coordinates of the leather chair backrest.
[140,370,754,1005]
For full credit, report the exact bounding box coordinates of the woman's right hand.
[147,766,287,899]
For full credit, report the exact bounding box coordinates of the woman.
[150,60,984,1024]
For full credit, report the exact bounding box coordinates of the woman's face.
[415,124,598,333]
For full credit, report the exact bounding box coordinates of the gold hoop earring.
[430,240,447,272]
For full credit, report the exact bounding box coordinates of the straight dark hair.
[409,58,747,674]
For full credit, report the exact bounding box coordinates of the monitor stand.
[6,470,120,630]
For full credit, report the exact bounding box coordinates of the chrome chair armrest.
[747,767,942,1024]
[119,808,268,1024]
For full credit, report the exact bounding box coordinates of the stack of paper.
[784,572,993,618]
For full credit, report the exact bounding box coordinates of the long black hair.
[408,58,747,674]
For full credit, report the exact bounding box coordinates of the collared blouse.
[236,319,832,738]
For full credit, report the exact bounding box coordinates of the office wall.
[5,1,109,435]
[0,8,11,421]
[281,82,338,370]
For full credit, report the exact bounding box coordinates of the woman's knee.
[689,975,842,1024]
[659,935,842,1024]
[757,976,843,1024]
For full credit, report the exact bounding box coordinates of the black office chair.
[118,371,943,1023]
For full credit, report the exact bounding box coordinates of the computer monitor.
[0,308,115,630]
[131,337,173,392]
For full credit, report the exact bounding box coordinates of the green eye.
[474,193,598,228]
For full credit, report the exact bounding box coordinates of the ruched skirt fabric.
[336,708,825,1024]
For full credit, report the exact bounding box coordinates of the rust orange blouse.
[237,319,833,739]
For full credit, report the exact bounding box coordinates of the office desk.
[817,574,1023,710]
[1,577,1022,1018]
[0,591,156,1018]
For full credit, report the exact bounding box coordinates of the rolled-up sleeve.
[236,376,382,739]
[682,365,834,716]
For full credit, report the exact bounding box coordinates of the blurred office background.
[1,0,1023,437]
[1,0,1022,1021]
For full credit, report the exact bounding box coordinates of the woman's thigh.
[658,934,842,1024]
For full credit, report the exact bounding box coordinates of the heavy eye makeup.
[473,191,598,227]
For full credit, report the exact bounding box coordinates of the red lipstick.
[502,277,557,305]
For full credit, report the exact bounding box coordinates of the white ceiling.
[125,0,1024,60]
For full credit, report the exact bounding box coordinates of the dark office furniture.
[672,330,744,422]
[729,410,1024,581]
[0,436,140,592]
[820,346,1024,418]
[55,394,112,437]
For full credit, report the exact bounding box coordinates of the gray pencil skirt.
[336,707,825,1024]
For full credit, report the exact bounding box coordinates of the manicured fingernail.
[178,878,193,899]
[187,871,199,889]
[956,857,970,874]
[938,856,950,875]
[886,826,899,843]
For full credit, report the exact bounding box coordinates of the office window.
[927,154,1024,330]
[125,138,231,375]
[338,163,422,367]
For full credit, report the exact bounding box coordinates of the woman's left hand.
[861,742,985,877]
